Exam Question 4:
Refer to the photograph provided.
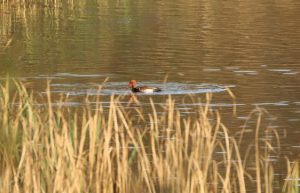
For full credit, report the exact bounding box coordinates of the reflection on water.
[1,0,300,190]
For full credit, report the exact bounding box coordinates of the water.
[49,80,230,95]
[1,0,300,190]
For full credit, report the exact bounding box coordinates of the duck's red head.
[128,80,137,88]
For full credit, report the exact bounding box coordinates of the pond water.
[49,80,230,95]
[1,0,300,190]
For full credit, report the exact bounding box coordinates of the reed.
[0,80,297,193]
[282,158,299,193]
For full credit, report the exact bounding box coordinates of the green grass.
[0,80,298,193]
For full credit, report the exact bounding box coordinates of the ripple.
[268,69,292,72]
[49,82,233,96]
[37,73,109,79]
[233,70,258,75]
[253,101,290,106]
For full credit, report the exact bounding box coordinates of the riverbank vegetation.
[0,80,298,193]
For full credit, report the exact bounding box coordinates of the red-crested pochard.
[128,80,161,93]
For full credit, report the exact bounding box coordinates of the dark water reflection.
[1,0,300,189]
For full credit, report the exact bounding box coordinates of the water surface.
[1,0,300,190]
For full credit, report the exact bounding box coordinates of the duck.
[128,80,162,93]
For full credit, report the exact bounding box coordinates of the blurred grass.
[0,80,298,193]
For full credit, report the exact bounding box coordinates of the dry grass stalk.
[0,80,297,193]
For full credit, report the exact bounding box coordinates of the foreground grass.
[0,81,298,193]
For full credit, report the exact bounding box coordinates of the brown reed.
[0,80,298,193]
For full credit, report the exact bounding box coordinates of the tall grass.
[0,80,298,193]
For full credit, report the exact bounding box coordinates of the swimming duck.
[128,80,161,93]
